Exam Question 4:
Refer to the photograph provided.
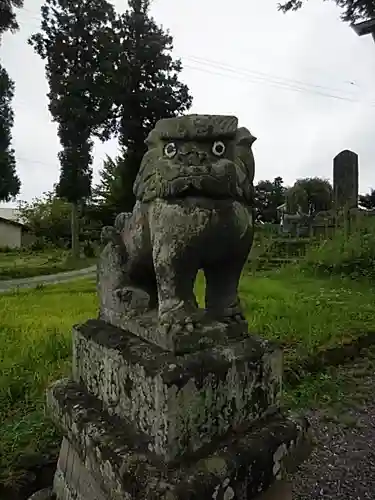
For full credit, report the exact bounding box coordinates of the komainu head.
[133,114,257,205]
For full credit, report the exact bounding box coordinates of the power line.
[181,58,375,106]
[8,7,375,173]
[11,61,374,168]
[180,54,362,97]
[18,6,362,89]
[15,155,105,172]
[11,49,373,108]
[16,156,51,167]
[14,11,369,98]
[181,55,375,104]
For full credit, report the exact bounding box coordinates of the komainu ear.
[235,127,257,147]
[144,129,160,148]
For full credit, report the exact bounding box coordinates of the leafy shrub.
[0,246,16,254]
[302,216,375,279]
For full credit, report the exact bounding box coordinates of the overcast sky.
[1,0,375,207]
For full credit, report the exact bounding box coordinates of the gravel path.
[0,265,96,292]
[291,353,375,499]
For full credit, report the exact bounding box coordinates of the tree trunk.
[71,201,80,259]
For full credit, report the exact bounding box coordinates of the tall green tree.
[17,190,72,245]
[109,0,192,212]
[278,0,375,23]
[29,0,116,258]
[93,155,123,208]
[0,0,23,203]
[254,176,286,222]
[89,154,125,226]
[0,0,23,35]
[0,65,20,202]
[18,189,100,246]
[286,177,333,214]
[359,188,375,209]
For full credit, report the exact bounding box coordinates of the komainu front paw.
[211,301,246,325]
[159,304,204,334]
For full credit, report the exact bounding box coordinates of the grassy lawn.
[284,344,375,435]
[0,249,96,280]
[1,269,375,488]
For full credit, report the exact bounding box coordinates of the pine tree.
[29,0,117,258]
[109,0,192,212]
[0,66,20,202]
[0,0,23,35]
[254,177,286,222]
[0,0,22,202]
[278,0,375,23]
[90,154,125,224]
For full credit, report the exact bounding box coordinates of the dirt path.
[290,349,375,499]
[0,265,96,292]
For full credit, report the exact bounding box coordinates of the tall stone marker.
[333,149,359,209]
[33,114,311,500]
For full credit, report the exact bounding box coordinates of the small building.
[0,206,22,221]
[0,216,34,249]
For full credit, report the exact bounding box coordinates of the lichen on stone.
[96,114,257,353]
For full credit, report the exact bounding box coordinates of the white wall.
[0,207,20,222]
[0,221,22,248]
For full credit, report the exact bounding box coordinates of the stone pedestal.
[255,481,292,500]
[40,319,311,500]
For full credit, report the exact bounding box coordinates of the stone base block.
[255,481,292,500]
[71,320,283,461]
[48,378,311,500]
[100,304,249,353]
[28,489,55,500]
[54,438,107,500]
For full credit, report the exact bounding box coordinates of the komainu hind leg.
[97,209,157,319]
[97,226,129,317]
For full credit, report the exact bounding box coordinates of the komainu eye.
[212,141,226,157]
[164,142,177,158]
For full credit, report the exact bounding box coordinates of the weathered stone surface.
[41,113,312,500]
[47,378,311,500]
[333,149,359,209]
[28,488,55,500]
[97,114,257,351]
[53,438,108,500]
[100,305,248,354]
[70,320,282,461]
[254,481,292,500]
[152,114,239,140]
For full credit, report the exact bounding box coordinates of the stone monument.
[333,149,359,209]
[32,114,311,500]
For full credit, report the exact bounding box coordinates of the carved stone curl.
[97,114,257,351]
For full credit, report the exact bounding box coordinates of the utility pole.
[351,18,375,42]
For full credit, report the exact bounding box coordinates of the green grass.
[0,249,96,280]
[1,270,375,487]
[284,345,375,430]
[198,268,375,363]
[301,215,375,279]
[0,279,97,486]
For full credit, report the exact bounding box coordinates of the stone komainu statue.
[97,114,256,346]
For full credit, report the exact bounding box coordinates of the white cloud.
[1,0,375,208]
